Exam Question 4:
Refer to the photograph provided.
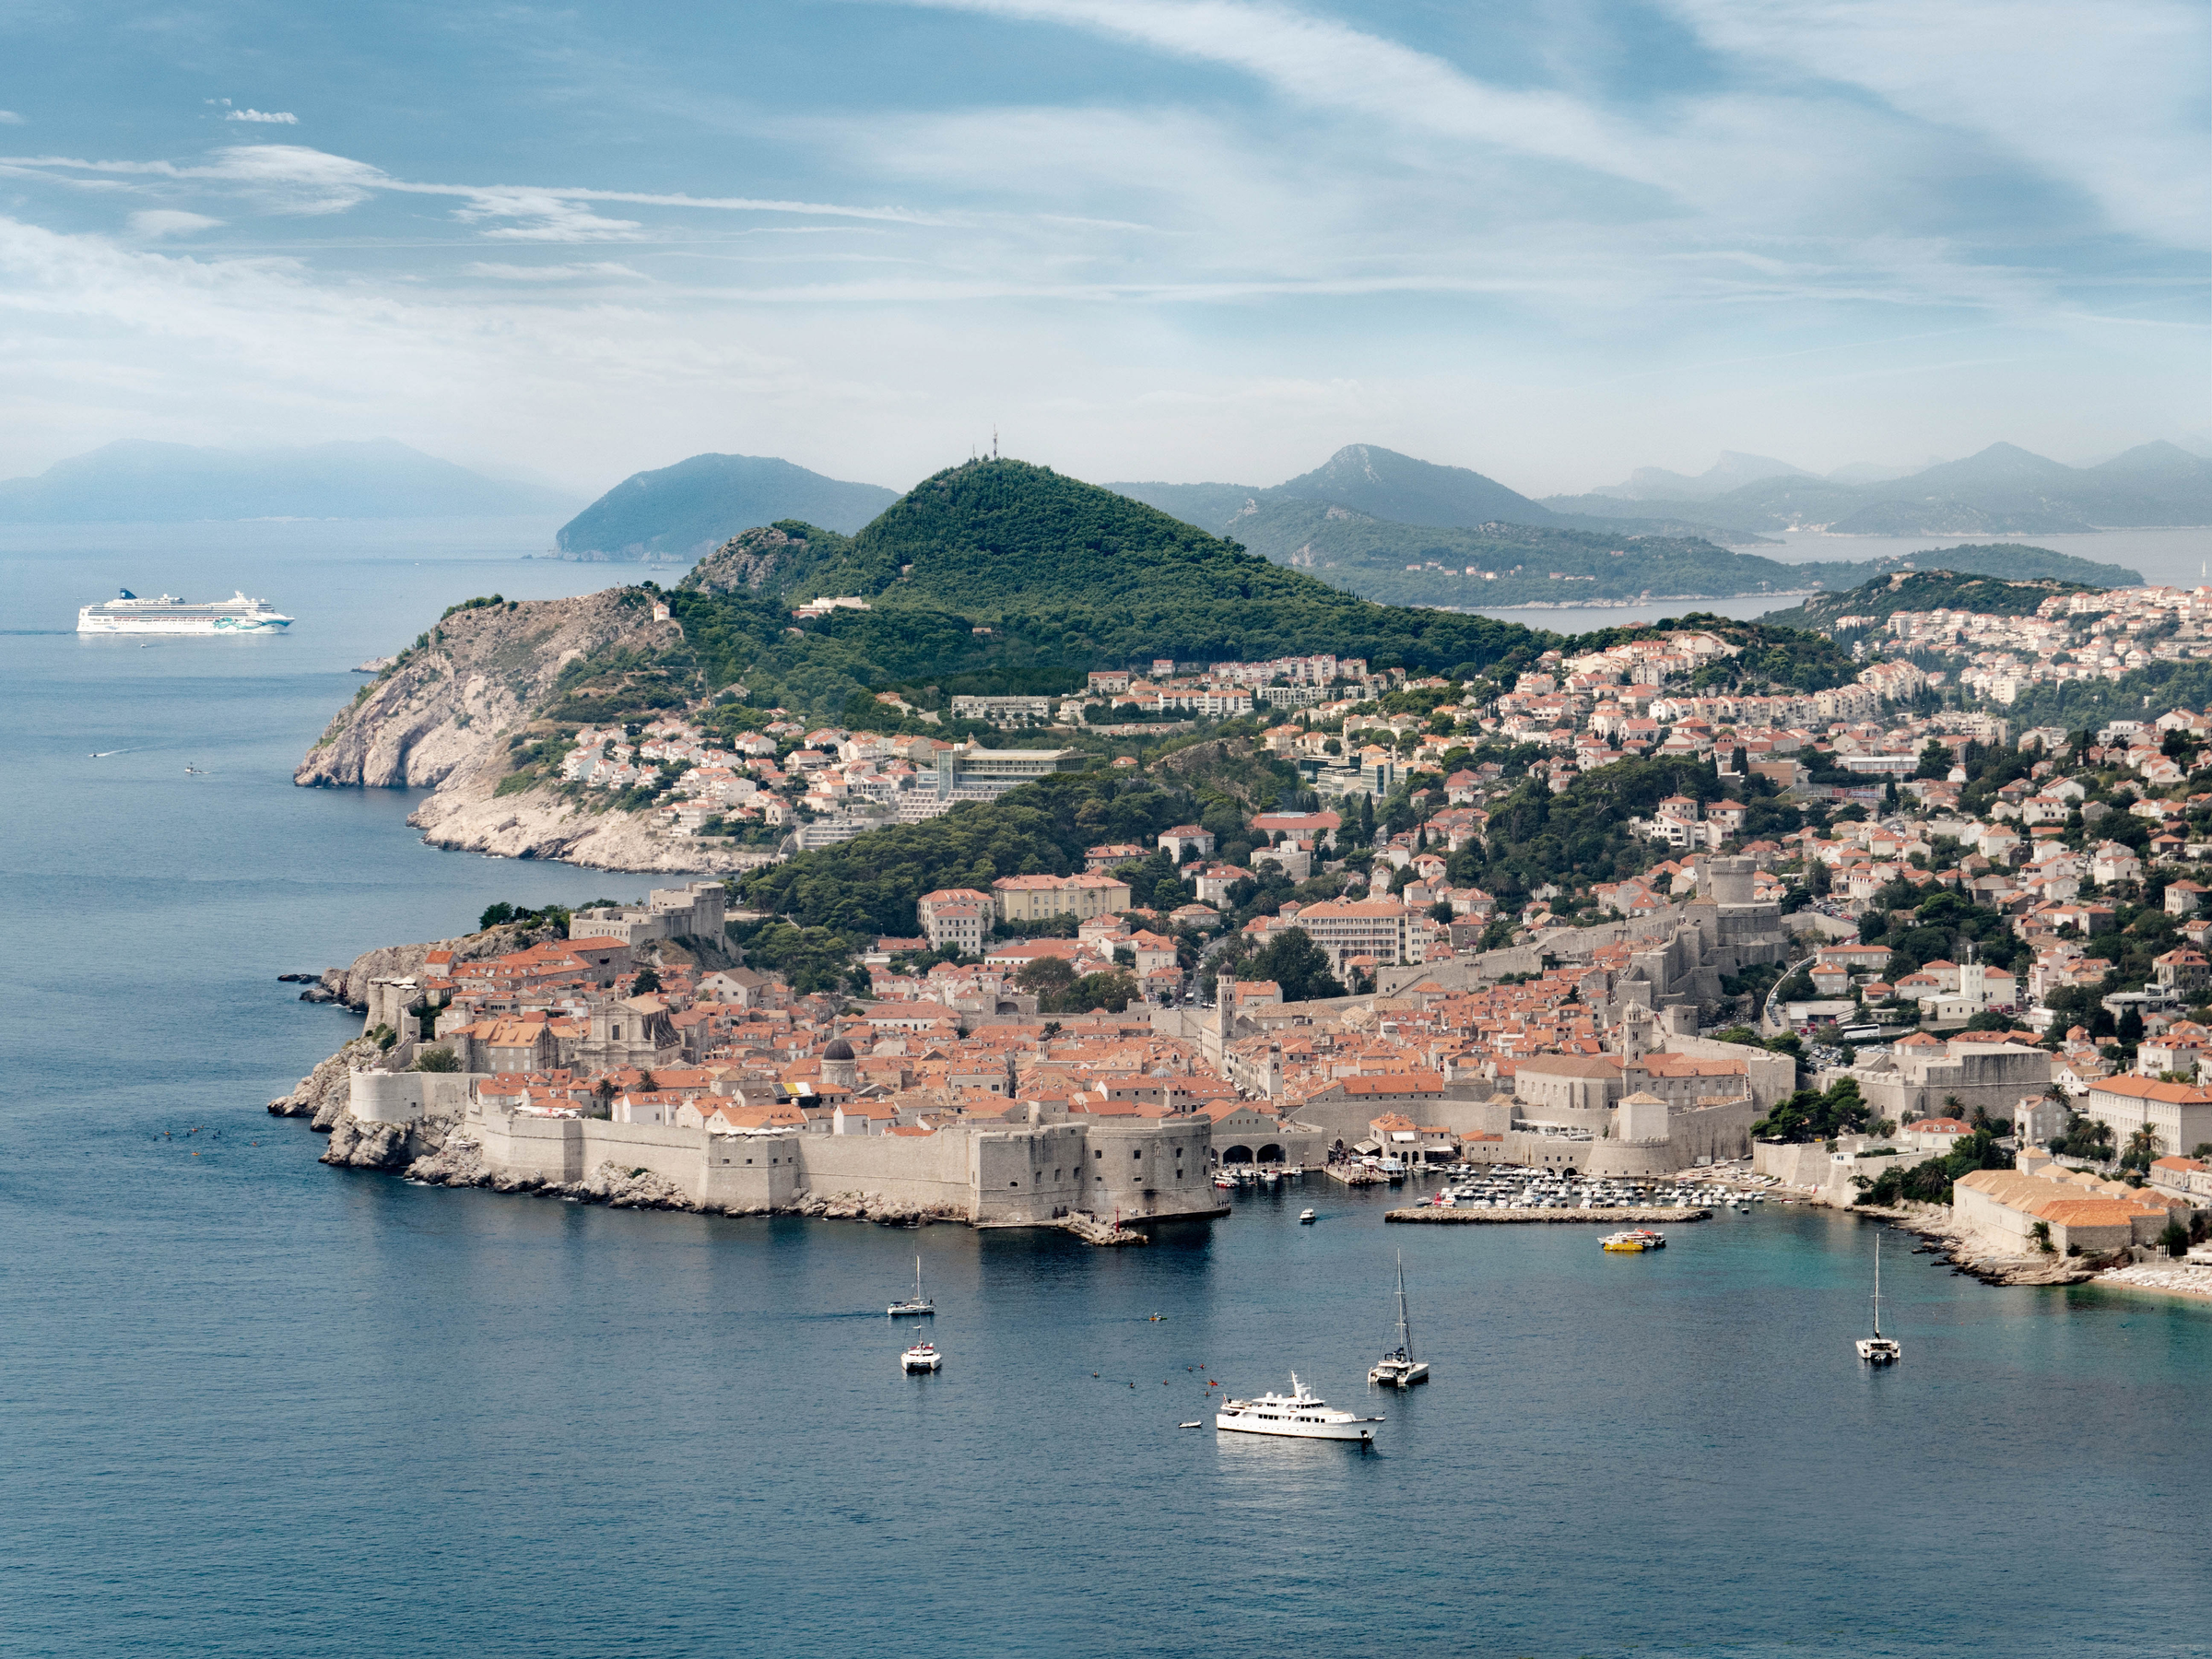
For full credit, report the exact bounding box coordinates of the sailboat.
[1856,1231,1901,1364]
[888,1254,934,1317]
[1368,1251,1430,1388]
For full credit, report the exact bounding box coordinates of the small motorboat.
[900,1341,941,1373]
[1299,1207,1316,1223]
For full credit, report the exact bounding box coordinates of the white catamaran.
[1368,1251,1430,1388]
[1857,1231,1901,1365]
[1216,1374,1382,1442]
[77,589,294,635]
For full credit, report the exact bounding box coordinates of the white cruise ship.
[77,589,294,636]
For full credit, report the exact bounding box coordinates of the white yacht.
[1368,1252,1430,1388]
[1857,1233,1901,1365]
[900,1340,942,1373]
[1216,1374,1381,1442]
[888,1254,934,1317]
[77,589,294,635]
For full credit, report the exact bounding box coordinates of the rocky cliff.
[677,523,831,596]
[406,769,775,873]
[292,589,770,871]
[297,591,661,791]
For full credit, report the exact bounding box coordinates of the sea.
[4,520,2211,1658]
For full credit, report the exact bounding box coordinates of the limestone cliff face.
[290,588,754,871]
[267,1037,380,1119]
[295,590,669,790]
[677,524,817,597]
[406,770,775,874]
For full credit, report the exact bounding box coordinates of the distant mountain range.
[553,454,900,559]
[1103,443,2136,607]
[1544,441,2212,535]
[1108,442,1768,551]
[0,439,577,522]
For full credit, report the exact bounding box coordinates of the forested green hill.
[1759,569,2108,634]
[767,457,1542,674]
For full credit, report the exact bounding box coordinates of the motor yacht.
[1216,1374,1381,1442]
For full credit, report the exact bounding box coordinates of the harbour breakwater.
[1385,1206,1709,1225]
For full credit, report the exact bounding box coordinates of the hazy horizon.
[0,1,2204,499]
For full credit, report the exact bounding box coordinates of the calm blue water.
[5,523,2211,1658]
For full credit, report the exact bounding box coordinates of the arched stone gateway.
[1257,1143,1285,1164]
[1220,1144,1255,1165]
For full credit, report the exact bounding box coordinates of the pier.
[1385,1206,1710,1224]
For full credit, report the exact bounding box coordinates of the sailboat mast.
[1395,1251,1414,1358]
[1872,1233,1882,1337]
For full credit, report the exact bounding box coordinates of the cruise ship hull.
[77,590,294,635]
[78,614,292,635]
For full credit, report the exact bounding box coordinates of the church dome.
[823,1038,855,1061]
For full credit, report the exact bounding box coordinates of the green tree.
[1236,926,1347,1004]
[1060,970,1136,1012]
[630,966,663,995]
[1752,1077,1871,1144]
[1015,957,1077,996]
[410,1046,460,1073]
[2119,1124,2162,1173]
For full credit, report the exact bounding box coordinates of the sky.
[0,0,2206,500]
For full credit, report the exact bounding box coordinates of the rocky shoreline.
[406,771,771,874]
[1853,1202,2112,1288]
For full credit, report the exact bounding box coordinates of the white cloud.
[0,112,24,126]
[901,0,1660,185]
[451,187,645,242]
[1657,0,2211,251]
[0,144,940,237]
[128,209,224,238]
[463,261,649,280]
[223,109,299,124]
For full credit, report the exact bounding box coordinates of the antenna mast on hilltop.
[993,426,999,460]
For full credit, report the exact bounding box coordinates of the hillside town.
[300,592,2212,1298]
